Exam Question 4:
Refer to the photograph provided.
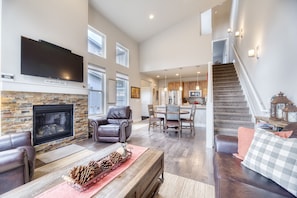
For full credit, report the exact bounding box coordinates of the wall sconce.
[248,49,255,57]
[235,29,243,38]
[227,28,232,33]
[248,46,260,59]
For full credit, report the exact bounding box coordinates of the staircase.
[213,63,254,136]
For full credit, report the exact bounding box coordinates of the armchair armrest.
[0,148,29,182]
[17,146,36,180]
[214,134,238,154]
[89,118,108,141]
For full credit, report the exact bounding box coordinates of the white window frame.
[116,43,129,67]
[88,26,106,58]
[88,65,106,116]
[116,73,129,106]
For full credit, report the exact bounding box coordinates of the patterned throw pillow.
[242,128,297,197]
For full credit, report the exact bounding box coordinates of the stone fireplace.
[0,91,88,153]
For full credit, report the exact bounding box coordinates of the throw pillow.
[242,128,297,197]
[233,127,293,160]
[233,127,255,160]
[274,130,293,138]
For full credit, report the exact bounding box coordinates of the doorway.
[212,38,228,64]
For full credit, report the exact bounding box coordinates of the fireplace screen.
[33,104,73,145]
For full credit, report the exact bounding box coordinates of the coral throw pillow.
[233,127,255,160]
[233,127,293,160]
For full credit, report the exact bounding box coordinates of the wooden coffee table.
[2,143,164,198]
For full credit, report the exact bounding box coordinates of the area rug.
[157,172,215,198]
[36,144,86,164]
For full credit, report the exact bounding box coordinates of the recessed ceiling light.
[149,14,155,20]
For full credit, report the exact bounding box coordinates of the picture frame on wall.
[131,86,140,99]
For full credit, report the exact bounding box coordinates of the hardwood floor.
[77,120,214,185]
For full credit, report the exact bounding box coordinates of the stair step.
[213,90,243,95]
[213,79,239,84]
[214,95,245,100]
[214,112,252,121]
[213,70,236,75]
[213,80,240,85]
[214,119,255,129]
[214,106,250,113]
[214,102,247,107]
[213,86,241,90]
[214,128,238,136]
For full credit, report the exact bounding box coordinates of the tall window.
[116,73,129,106]
[116,43,129,67]
[200,9,212,35]
[88,26,106,58]
[88,66,105,115]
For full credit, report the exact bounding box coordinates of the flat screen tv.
[21,36,83,82]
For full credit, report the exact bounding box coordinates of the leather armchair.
[90,106,133,143]
[0,131,36,194]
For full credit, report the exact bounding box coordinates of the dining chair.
[181,105,196,136]
[148,104,164,132]
[164,104,181,138]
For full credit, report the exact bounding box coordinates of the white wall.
[88,6,142,121]
[232,0,297,112]
[140,14,212,72]
[1,0,88,94]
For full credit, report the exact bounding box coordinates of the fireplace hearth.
[33,104,73,145]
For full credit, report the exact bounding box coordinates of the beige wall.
[139,14,212,73]
[88,5,142,121]
[1,0,88,95]
[231,0,297,111]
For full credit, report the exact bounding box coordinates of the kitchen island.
[155,105,206,127]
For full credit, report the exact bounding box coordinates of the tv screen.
[21,36,83,82]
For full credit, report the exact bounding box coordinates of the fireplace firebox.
[33,104,73,145]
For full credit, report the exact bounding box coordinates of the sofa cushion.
[213,153,293,197]
[242,128,297,197]
[217,178,293,198]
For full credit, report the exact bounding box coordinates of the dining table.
[155,110,189,115]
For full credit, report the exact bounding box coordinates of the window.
[88,26,106,58]
[88,66,105,115]
[116,43,129,67]
[200,9,212,35]
[116,73,129,106]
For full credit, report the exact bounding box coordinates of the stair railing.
[232,46,268,117]
[206,61,214,148]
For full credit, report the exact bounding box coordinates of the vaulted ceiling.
[89,0,228,79]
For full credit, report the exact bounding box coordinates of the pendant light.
[179,68,183,91]
[196,71,200,90]
[164,70,167,92]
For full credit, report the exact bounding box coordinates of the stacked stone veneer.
[0,91,88,153]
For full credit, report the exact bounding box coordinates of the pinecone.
[88,160,102,176]
[69,165,95,185]
[100,159,113,171]
[109,151,123,164]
